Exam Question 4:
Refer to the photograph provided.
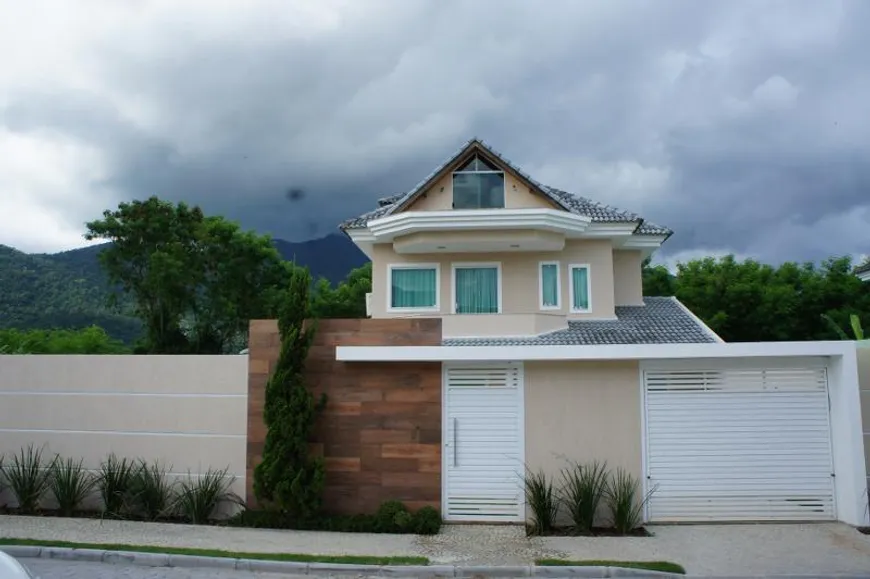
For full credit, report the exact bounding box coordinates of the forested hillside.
[0,234,366,343]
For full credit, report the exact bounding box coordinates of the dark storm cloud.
[2,0,869,264]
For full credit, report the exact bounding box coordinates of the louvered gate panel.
[445,364,523,522]
[644,366,836,522]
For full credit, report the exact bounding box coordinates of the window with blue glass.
[452,154,505,209]
[454,265,500,314]
[569,264,591,312]
[389,266,438,310]
[540,262,560,309]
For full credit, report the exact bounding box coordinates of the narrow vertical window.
[570,265,591,312]
[540,262,560,309]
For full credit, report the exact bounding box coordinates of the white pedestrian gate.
[644,365,836,522]
[443,363,524,521]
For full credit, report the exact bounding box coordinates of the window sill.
[386,307,441,314]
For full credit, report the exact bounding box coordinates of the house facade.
[247,139,869,527]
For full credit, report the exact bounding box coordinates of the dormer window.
[452,154,505,209]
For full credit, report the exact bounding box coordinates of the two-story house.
[343,139,719,344]
[247,138,868,530]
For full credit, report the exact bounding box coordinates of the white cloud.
[0,129,111,252]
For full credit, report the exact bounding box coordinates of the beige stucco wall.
[613,250,644,306]
[524,360,642,497]
[0,355,248,511]
[371,239,616,335]
[858,346,870,496]
[405,170,558,211]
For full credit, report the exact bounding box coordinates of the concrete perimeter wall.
[858,346,870,500]
[0,355,248,508]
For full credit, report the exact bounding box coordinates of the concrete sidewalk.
[1,515,869,576]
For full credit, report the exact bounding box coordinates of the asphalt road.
[19,559,870,579]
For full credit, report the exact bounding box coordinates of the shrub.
[605,468,653,535]
[129,460,176,520]
[561,460,609,534]
[375,500,410,532]
[524,468,559,535]
[393,509,413,531]
[50,457,96,516]
[175,466,240,524]
[227,504,442,535]
[2,444,56,513]
[410,506,442,535]
[98,454,137,517]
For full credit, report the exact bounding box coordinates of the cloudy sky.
[1,0,868,267]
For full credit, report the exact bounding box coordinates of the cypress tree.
[253,266,326,520]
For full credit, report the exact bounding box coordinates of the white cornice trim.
[583,222,639,237]
[336,340,858,362]
[346,229,377,243]
[622,235,668,249]
[367,209,592,240]
[857,269,870,282]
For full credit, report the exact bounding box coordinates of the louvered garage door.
[444,363,524,522]
[644,365,835,522]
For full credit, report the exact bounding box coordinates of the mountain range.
[0,233,368,343]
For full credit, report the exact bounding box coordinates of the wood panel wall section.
[247,318,443,515]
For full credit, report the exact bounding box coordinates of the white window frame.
[538,260,561,310]
[568,263,592,313]
[450,261,503,314]
[386,263,441,313]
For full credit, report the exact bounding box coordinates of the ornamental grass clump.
[524,467,559,535]
[50,457,96,516]
[176,466,240,524]
[561,460,609,534]
[129,459,176,520]
[2,444,55,513]
[98,453,137,517]
[605,467,654,535]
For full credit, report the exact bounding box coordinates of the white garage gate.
[643,361,836,522]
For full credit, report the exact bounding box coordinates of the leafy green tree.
[253,267,327,520]
[0,327,129,354]
[85,197,291,354]
[659,254,870,342]
[641,257,675,296]
[310,262,372,318]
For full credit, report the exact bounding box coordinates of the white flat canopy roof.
[336,341,861,362]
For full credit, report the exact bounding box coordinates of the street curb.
[0,545,681,577]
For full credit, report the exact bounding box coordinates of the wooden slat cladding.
[246,318,442,515]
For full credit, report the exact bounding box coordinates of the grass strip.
[536,559,685,574]
[0,538,428,566]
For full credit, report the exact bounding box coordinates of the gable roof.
[340,138,672,238]
[442,297,719,346]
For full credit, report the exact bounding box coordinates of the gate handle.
[453,417,458,467]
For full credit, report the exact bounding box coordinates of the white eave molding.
[857,269,870,282]
[366,209,592,240]
[336,340,859,362]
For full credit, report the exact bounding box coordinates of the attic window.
[452,154,505,209]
